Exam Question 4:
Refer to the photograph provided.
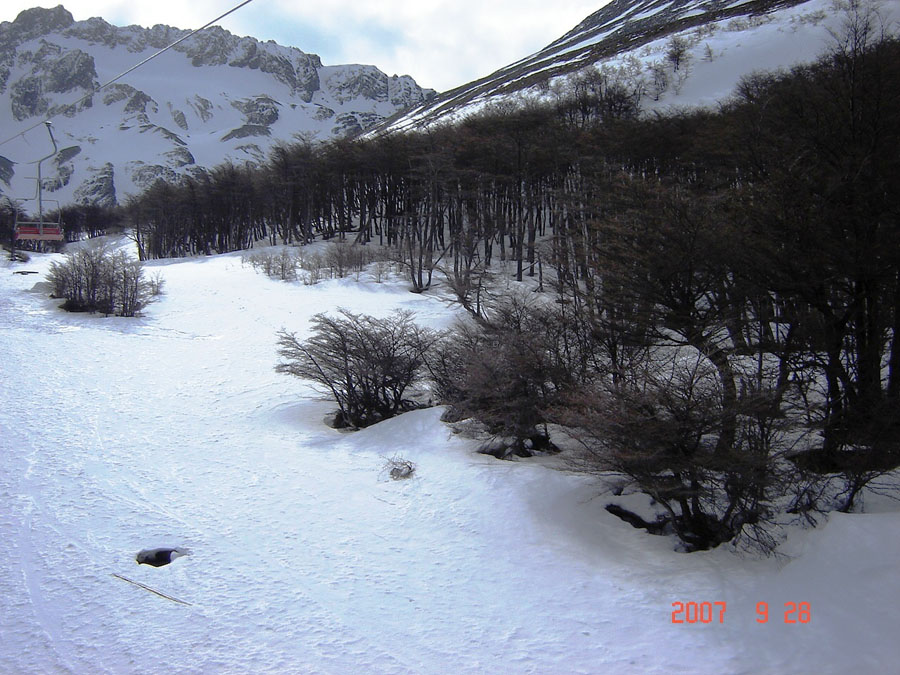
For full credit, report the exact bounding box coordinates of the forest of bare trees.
[45,11,900,551]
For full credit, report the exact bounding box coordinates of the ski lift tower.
[12,121,64,250]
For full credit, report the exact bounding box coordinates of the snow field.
[1,242,898,673]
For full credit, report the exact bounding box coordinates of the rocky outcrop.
[226,36,322,101]
[221,125,271,141]
[163,147,194,168]
[314,105,335,121]
[8,38,97,120]
[188,95,214,123]
[73,162,115,207]
[64,16,123,47]
[10,75,47,119]
[127,161,178,191]
[387,74,435,108]
[169,106,188,130]
[327,66,388,105]
[2,5,74,46]
[331,111,388,137]
[45,144,81,190]
[231,95,280,126]
[234,143,265,163]
[125,89,156,115]
[55,145,81,164]
[326,67,435,107]
[221,96,282,141]
[332,113,363,137]
[44,48,96,92]
[139,123,187,146]
[0,156,14,186]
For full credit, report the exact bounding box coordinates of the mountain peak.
[7,5,74,41]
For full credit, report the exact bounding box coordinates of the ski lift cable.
[0,0,258,153]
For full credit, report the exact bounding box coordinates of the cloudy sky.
[2,0,608,92]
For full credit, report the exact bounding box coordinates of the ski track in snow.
[2,245,898,673]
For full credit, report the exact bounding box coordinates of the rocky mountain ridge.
[0,5,435,207]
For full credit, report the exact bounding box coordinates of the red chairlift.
[13,121,65,243]
[15,223,64,241]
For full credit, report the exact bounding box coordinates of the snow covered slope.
[378,0,900,133]
[0,5,435,207]
[1,243,899,673]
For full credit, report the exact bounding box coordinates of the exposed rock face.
[163,147,194,168]
[124,89,156,115]
[73,162,116,207]
[45,144,80,190]
[8,46,97,117]
[0,5,435,206]
[314,105,335,121]
[332,111,387,137]
[232,95,280,126]
[387,74,431,108]
[55,145,81,164]
[224,35,322,101]
[127,161,179,191]
[327,66,389,104]
[10,75,47,119]
[325,67,432,109]
[2,5,75,44]
[170,106,188,130]
[45,48,96,92]
[221,125,271,141]
[181,96,211,124]
[0,156,14,185]
[64,16,122,46]
[332,113,364,137]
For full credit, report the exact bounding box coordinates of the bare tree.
[47,242,150,316]
[429,292,578,457]
[666,35,690,72]
[557,348,786,552]
[276,310,439,428]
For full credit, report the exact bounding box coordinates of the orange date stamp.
[671,601,811,624]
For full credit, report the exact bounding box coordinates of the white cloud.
[1,0,607,91]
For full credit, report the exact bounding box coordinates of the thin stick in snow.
[111,573,193,606]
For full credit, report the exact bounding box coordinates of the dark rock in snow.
[136,547,190,567]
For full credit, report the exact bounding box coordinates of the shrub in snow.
[554,349,789,554]
[428,293,571,458]
[244,243,388,285]
[47,242,151,316]
[242,249,301,281]
[276,309,440,428]
[325,239,382,279]
[147,270,165,297]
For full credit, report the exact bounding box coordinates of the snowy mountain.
[0,5,435,207]
[377,0,900,133]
